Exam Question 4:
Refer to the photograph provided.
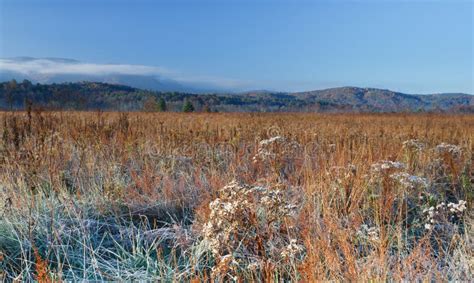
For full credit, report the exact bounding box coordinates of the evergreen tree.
[158,97,167,112]
[182,100,195,112]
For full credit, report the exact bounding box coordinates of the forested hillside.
[0,80,472,112]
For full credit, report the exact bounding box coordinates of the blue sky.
[0,0,472,93]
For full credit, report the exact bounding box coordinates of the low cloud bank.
[0,58,169,76]
[0,57,250,91]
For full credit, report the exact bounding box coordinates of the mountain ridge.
[0,80,472,113]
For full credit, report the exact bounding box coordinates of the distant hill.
[291,87,473,112]
[0,80,472,112]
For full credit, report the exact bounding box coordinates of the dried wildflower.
[261,188,298,218]
[447,200,467,215]
[252,136,301,165]
[434,143,462,159]
[199,180,303,273]
[371,160,406,173]
[423,206,438,230]
[422,200,467,231]
[253,136,286,162]
[356,224,380,241]
[211,254,239,279]
[329,164,357,176]
[220,254,239,266]
[281,239,304,260]
[259,136,285,147]
[390,172,429,189]
[402,139,426,152]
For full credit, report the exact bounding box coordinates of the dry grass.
[0,111,472,281]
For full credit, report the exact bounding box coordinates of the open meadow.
[0,111,472,281]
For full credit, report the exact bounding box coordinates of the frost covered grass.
[0,112,472,281]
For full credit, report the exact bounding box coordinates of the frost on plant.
[423,200,467,231]
[252,135,301,164]
[253,136,286,163]
[280,239,305,260]
[199,180,304,278]
[403,139,426,152]
[356,224,380,242]
[434,143,462,159]
[390,172,429,189]
[371,160,406,173]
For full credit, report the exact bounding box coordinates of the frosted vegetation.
[0,112,472,281]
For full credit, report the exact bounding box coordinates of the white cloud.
[0,57,252,91]
[0,58,172,76]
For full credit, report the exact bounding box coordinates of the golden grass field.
[0,111,472,281]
